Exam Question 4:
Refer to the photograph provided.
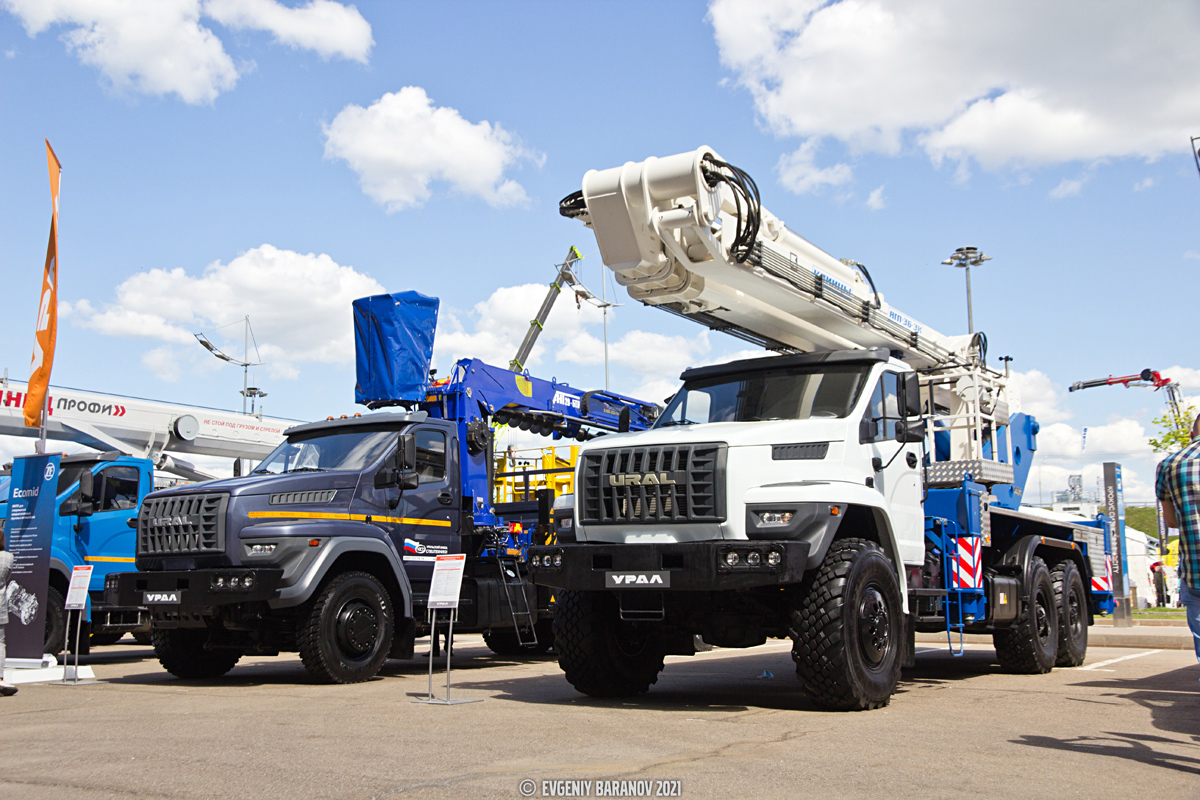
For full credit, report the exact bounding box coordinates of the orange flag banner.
[24,140,62,428]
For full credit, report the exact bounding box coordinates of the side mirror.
[896,419,926,444]
[902,373,922,418]
[397,433,417,472]
[79,471,95,503]
[399,471,420,490]
[859,417,878,443]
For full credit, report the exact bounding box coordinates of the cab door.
[367,427,459,581]
[862,371,924,563]
[77,464,142,589]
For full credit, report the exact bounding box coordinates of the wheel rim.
[857,585,892,669]
[1035,589,1053,646]
[335,599,379,659]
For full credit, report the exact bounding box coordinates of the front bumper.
[106,569,284,612]
[527,540,810,592]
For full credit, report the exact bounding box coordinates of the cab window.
[865,372,902,442]
[415,430,446,484]
[95,466,141,512]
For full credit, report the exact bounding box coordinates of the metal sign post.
[54,565,95,684]
[413,554,480,705]
[1103,462,1132,627]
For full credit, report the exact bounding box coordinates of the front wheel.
[44,586,67,656]
[554,590,665,697]
[299,571,394,684]
[790,538,904,711]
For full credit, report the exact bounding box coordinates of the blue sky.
[1,1,1197,502]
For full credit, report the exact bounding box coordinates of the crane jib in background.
[24,140,62,439]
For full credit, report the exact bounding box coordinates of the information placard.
[65,565,94,610]
[427,554,466,609]
[4,453,61,660]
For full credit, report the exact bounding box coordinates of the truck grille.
[138,493,228,555]
[579,443,726,525]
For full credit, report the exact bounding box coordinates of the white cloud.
[1162,366,1200,393]
[1009,369,1072,424]
[1,0,371,104]
[69,244,384,379]
[777,139,852,194]
[1134,177,1157,191]
[1049,177,1084,199]
[323,87,538,211]
[866,185,886,210]
[1184,250,1200,261]
[203,0,372,62]
[709,1,1200,180]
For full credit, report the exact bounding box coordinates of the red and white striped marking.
[951,536,983,590]
[1091,554,1113,592]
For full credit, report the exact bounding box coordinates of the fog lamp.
[725,552,740,567]
[553,554,562,567]
[766,550,782,567]
[242,573,255,589]
[228,576,241,589]
[213,576,225,589]
[747,551,762,567]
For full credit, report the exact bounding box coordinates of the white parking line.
[1077,650,1161,671]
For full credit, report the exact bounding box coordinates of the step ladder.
[496,553,538,648]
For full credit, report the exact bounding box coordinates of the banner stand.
[413,554,480,706]
[51,565,98,685]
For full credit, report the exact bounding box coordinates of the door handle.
[438,492,453,505]
[906,452,918,469]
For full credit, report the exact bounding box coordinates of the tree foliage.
[1149,403,1196,454]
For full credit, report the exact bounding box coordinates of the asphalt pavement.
[1,636,1198,800]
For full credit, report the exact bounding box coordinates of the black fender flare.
[265,524,414,617]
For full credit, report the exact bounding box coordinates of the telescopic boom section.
[560,146,979,371]
[509,246,584,373]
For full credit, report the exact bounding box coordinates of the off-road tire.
[790,538,904,711]
[554,590,665,697]
[90,631,124,647]
[44,586,67,656]
[483,619,555,656]
[483,627,526,655]
[1051,559,1088,667]
[132,627,154,646]
[152,627,241,679]
[993,556,1058,673]
[299,571,393,684]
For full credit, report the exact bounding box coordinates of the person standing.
[1156,414,1200,686]
[0,531,17,696]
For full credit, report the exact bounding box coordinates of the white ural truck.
[528,148,1115,711]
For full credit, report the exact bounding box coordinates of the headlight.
[757,511,794,525]
[248,543,276,556]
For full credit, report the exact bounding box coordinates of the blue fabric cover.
[353,291,440,406]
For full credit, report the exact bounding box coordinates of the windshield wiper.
[250,468,271,475]
[285,467,326,473]
[658,419,698,427]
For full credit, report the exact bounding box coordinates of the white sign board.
[427,554,467,609]
[65,565,94,610]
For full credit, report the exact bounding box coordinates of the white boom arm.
[565,146,980,370]
[565,147,1013,472]
[0,376,289,480]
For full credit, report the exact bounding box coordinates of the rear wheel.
[790,538,903,711]
[299,571,393,684]
[993,556,1058,673]
[1052,560,1088,667]
[153,628,241,679]
[483,619,555,656]
[554,590,665,697]
[132,627,154,646]
[43,586,67,656]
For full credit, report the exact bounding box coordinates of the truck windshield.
[253,430,395,474]
[656,364,870,426]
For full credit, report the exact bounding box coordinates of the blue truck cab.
[1,451,154,653]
